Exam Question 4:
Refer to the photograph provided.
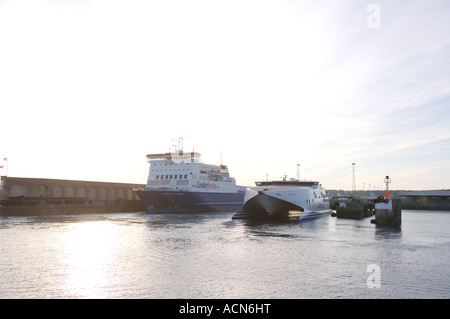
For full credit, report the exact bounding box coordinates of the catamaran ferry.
[232,178,332,222]
[134,139,245,213]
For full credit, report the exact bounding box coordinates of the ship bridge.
[146,151,201,164]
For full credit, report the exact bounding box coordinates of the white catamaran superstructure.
[232,177,332,222]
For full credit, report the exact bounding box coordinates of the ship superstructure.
[134,139,245,213]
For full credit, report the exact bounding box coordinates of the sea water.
[1,210,449,298]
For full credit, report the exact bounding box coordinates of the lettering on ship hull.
[195,181,219,190]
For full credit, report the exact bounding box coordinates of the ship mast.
[172,137,184,154]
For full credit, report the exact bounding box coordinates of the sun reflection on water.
[58,221,120,298]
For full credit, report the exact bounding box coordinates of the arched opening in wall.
[88,187,96,200]
[54,185,64,198]
[31,184,47,198]
[127,189,133,200]
[117,188,125,200]
[107,188,116,201]
[99,187,106,200]
[10,184,27,197]
[65,186,75,197]
[76,186,86,199]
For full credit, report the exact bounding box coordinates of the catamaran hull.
[232,186,332,222]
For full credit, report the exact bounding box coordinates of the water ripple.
[1,211,450,298]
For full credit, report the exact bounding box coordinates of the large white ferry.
[232,178,332,222]
[134,138,245,213]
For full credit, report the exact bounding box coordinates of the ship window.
[170,175,173,179]
[184,175,187,179]
[156,175,159,180]
[179,175,183,179]
[174,175,178,179]
[166,175,169,179]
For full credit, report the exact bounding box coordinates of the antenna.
[177,137,183,153]
[352,163,356,191]
[171,137,184,154]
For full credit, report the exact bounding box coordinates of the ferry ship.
[232,178,332,222]
[134,139,245,213]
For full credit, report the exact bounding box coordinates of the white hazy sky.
[1,0,450,190]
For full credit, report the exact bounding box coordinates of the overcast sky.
[1,0,450,190]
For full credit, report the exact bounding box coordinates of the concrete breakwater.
[399,190,450,211]
[328,190,450,211]
[0,176,146,215]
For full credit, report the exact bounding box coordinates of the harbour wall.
[328,190,450,211]
[398,190,450,211]
[0,176,146,215]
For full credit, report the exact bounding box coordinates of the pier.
[0,176,146,215]
[330,196,375,219]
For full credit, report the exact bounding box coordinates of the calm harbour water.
[1,210,449,299]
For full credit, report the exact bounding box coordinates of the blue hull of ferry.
[134,190,245,213]
[298,210,332,222]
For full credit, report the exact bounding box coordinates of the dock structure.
[399,190,450,211]
[371,196,402,226]
[370,177,401,226]
[330,196,375,219]
[0,176,146,215]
